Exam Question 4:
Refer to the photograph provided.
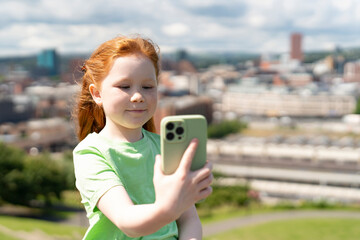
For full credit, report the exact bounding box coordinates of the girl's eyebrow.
[113,77,130,84]
[142,78,156,83]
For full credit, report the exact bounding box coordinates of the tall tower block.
[290,33,303,62]
[37,49,60,76]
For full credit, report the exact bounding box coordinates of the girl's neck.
[100,122,143,143]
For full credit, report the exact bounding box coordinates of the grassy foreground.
[198,205,278,224]
[1,211,360,240]
[0,215,86,240]
[0,201,359,239]
[204,218,360,240]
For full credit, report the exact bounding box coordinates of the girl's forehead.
[111,54,153,69]
[102,54,156,82]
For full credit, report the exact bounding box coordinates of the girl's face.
[90,54,157,132]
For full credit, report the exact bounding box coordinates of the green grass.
[0,216,86,240]
[204,218,360,240]
[1,209,360,240]
[199,204,279,224]
[60,190,83,209]
[0,231,18,240]
[0,199,359,240]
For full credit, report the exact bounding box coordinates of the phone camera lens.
[176,127,184,135]
[166,132,174,141]
[166,122,174,130]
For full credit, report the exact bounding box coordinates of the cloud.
[332,0,352,11]
[246,12,266,28]
[188,3,247,18]
[0,0,359,56]
[162,23,190,37]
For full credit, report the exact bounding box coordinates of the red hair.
[74,35,160,141]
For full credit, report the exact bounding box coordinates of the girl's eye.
[143,86,154,89]
[118,86,130,89]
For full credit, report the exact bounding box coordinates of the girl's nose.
[130,91,144,102]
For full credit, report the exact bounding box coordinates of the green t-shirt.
[73,129,178,240]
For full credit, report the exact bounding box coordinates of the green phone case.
[160,115,207,175]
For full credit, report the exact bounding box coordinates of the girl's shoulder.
[74,130,160,155]
[142,129,160,153]
[143,130,161,156]
[143,129,160,143]
[73,132,103,153]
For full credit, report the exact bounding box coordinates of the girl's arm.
[97,139,213,238]
[176,205,202,240]
[97,185,172,237]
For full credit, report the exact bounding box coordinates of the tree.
[208,120,247,139]
[0,142,72,206]
[23,153,68,206]
[354,98,360,114]
[0,142,27,205]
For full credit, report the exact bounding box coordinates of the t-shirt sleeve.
[73,145,123,213]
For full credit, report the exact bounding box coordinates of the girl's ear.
[89,83,102,106]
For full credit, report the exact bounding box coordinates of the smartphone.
[160,115,207,175]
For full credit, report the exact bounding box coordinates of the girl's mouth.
[127,109,146,113]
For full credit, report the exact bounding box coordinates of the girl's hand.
[153,139,213,221]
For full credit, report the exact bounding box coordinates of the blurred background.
[1,0,360,239]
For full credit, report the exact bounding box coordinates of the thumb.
[177,138,198,173]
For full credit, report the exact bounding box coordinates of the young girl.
[73,35,213,240]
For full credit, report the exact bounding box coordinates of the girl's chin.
[118,121,149,130]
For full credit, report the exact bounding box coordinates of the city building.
[221,91,356,117]
[278,72,313,87]
[0,96,33,123]
[344,61,360,82]
[0,117,76,153]
[290,33,303,62]
[37,49,60,76]
[25,83,79,119]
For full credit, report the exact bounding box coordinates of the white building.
[221,91,356,117]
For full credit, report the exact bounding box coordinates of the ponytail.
[143,117,156,134]
[75,75,106,141]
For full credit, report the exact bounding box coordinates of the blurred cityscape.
[1,32,360,205]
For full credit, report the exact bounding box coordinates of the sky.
[0,0,359,57]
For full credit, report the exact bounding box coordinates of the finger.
[191,161,212,183]
[177,138,198,173]
[203,161,213,171]
[192,161,212,175]
[198,186,213,201]
[207,161,213,171]
[197,173,213,191]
